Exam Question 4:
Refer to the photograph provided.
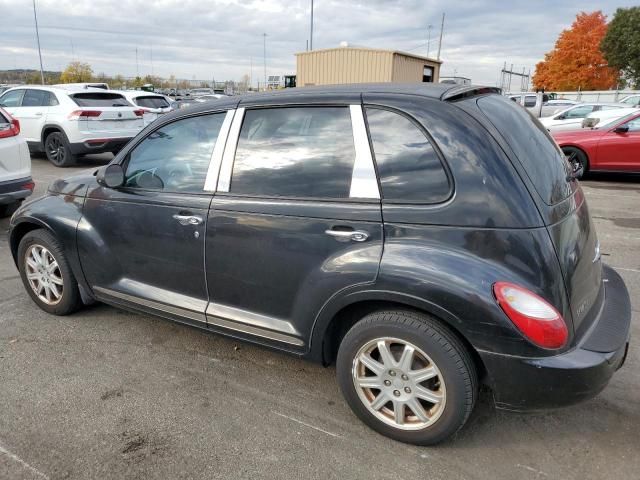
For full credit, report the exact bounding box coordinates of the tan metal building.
[295,46,442,87]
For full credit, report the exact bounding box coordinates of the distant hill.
[0,69,62,84]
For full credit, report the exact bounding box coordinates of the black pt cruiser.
[8,84,631,445]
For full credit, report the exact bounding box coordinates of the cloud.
[0,0,635,86]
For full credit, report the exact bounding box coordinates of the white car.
[121,91,173,125]
[619,94,640,107]
[539,103,629,132]
[540,99,579,118]
[0,85,145,167]
[0,107,33,217]
[581,107,639,128]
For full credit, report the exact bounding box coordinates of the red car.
[552,111,640,177]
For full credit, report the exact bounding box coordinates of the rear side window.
[22,89,51,107]
[124,114,225,193]
[135,96,170,109]
[365,108,450,203]
[230,107,355,198]
[478,95,571,205]
[70,93,130,107]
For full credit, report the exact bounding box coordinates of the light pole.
[426,24,433,58]
[310,0,314,51]
[32,0,45,84]
[263,33,267,91]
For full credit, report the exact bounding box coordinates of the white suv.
[121,91,174,125]
[0,107,33,216]
[0,86,145,167]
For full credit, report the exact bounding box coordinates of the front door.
[78,112,228,324]
[597,115,640,171]
[205,104,383,349]
[15,89,51,142]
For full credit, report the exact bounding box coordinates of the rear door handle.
[173,214,203,226]
[34,112,43,116]
[325,228,369,242]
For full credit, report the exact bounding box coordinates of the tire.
[0,200,22,218]
[44,131,77,167]
[562,146,588,179]
[336,310,478,445]
[17,229,82,315]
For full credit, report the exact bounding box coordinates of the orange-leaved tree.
[533,11,619,91]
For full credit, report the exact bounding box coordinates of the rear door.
[14,89,52,142]
[79,112,227,324]
[204,103,383,349]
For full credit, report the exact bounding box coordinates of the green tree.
[601,7,640,88]
[59,61,94,83]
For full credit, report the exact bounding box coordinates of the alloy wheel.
[24,244,64,305]
[47,135,66,164]
[351,337,446,431]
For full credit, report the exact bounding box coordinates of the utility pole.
[150,46,154,77]
[426,24,433,58]
[32,0,45,85]
[310,0,314,51]
[250,56,253,91]
[135,47,139,78]
[437,12,445,61]
[263,33,267,91]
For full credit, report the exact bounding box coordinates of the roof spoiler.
[442,86,502,102]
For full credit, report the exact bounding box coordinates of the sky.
[0,0,636,87]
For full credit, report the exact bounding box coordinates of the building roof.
[295,46,443,64]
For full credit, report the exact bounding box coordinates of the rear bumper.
[69,138,132,155]
[0,176,34,205]
[480,264,631,411]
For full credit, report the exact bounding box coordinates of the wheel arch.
[9,218,55,267]
[41,124,66,145]
[560,144,591,171]
[310,291,487,382]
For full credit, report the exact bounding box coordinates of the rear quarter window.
[478,95,572,205]
[70,93,131,107]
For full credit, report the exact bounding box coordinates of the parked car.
[0,86,145,167]
[540,103,629,131]
[189,88,214,97]
[177,94,227,109]
[0,107,33,216]
[619,94,640,107]
[540,99,579,118]
[8,84,630,445]
[553,111,640,177]
[53,82,110,90]
[581,107,638,128]
[121,91,174,125]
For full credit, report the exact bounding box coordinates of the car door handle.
[325,228,369,242]
[34,112,43,116]
[173,214,203,226]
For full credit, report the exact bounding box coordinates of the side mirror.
[614,125,629,134]
[557,114,567,120]
[96,163,125,188]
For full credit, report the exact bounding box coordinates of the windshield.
[478,95,572,205]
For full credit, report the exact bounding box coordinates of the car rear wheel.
[45,131,77,167]
[336,310,478,445]
[17,229,81,315]
[562,146,588,179]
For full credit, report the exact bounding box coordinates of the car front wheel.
[17,229,81,315]
[336,310,478,445]
[562,146,588,179]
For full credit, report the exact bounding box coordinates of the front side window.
[124,114,225,193]
[230,107,355,198]
[621,96,640,106]
[0,89,25,107]
[623,116,640,132]
[366,108,450,203]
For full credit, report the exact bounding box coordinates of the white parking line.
[273,412,342,438]
[613,266,640,274]
[582,190,639,200]
[0,442,50,480]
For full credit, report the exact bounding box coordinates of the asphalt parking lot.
[1,154,638,480]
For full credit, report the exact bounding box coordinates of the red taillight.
[0,118,20,139]
[21,181,35,191]
[134,109,145,117]
[493,282,568,349]
[68,110,102,120]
